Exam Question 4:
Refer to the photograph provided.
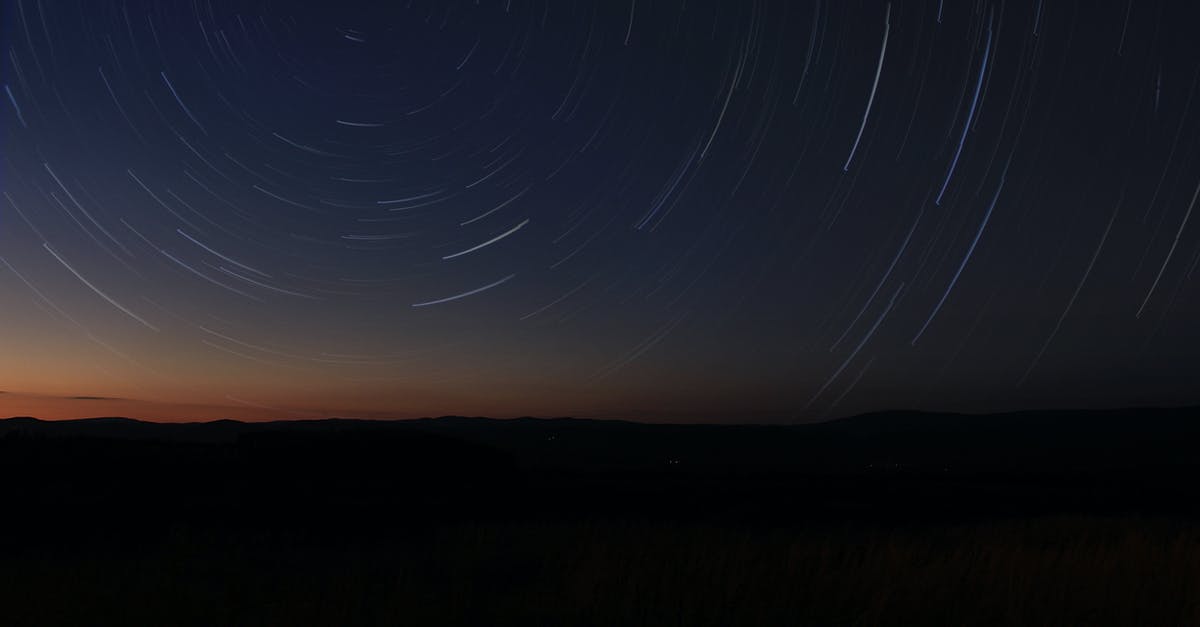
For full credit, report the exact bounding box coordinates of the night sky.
[1,0,1198,422]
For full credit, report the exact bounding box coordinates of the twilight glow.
[1,0,1198,422]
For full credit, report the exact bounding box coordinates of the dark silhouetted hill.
[4,406,1200,548]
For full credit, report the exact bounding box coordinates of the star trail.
[1,0,1198,422]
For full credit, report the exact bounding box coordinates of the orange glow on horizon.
[0,392,330,423]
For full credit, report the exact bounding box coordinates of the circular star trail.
[1,0,1198,421]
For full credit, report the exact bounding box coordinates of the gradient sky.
[2,0,1198,423]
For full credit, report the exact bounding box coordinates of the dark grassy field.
[3,517,1200,626]
[4,410,1200,625]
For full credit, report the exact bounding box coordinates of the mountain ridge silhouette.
[4,406,1199,472]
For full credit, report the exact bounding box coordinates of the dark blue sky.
[1,0,1198,422]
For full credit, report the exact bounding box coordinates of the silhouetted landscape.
[7,0,1200,622]
[5,408,1200,625]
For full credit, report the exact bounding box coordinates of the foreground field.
[3,516,1198,626]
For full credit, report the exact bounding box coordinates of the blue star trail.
[0,0,1197,421]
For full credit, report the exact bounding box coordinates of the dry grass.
[3,516,1199,626]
